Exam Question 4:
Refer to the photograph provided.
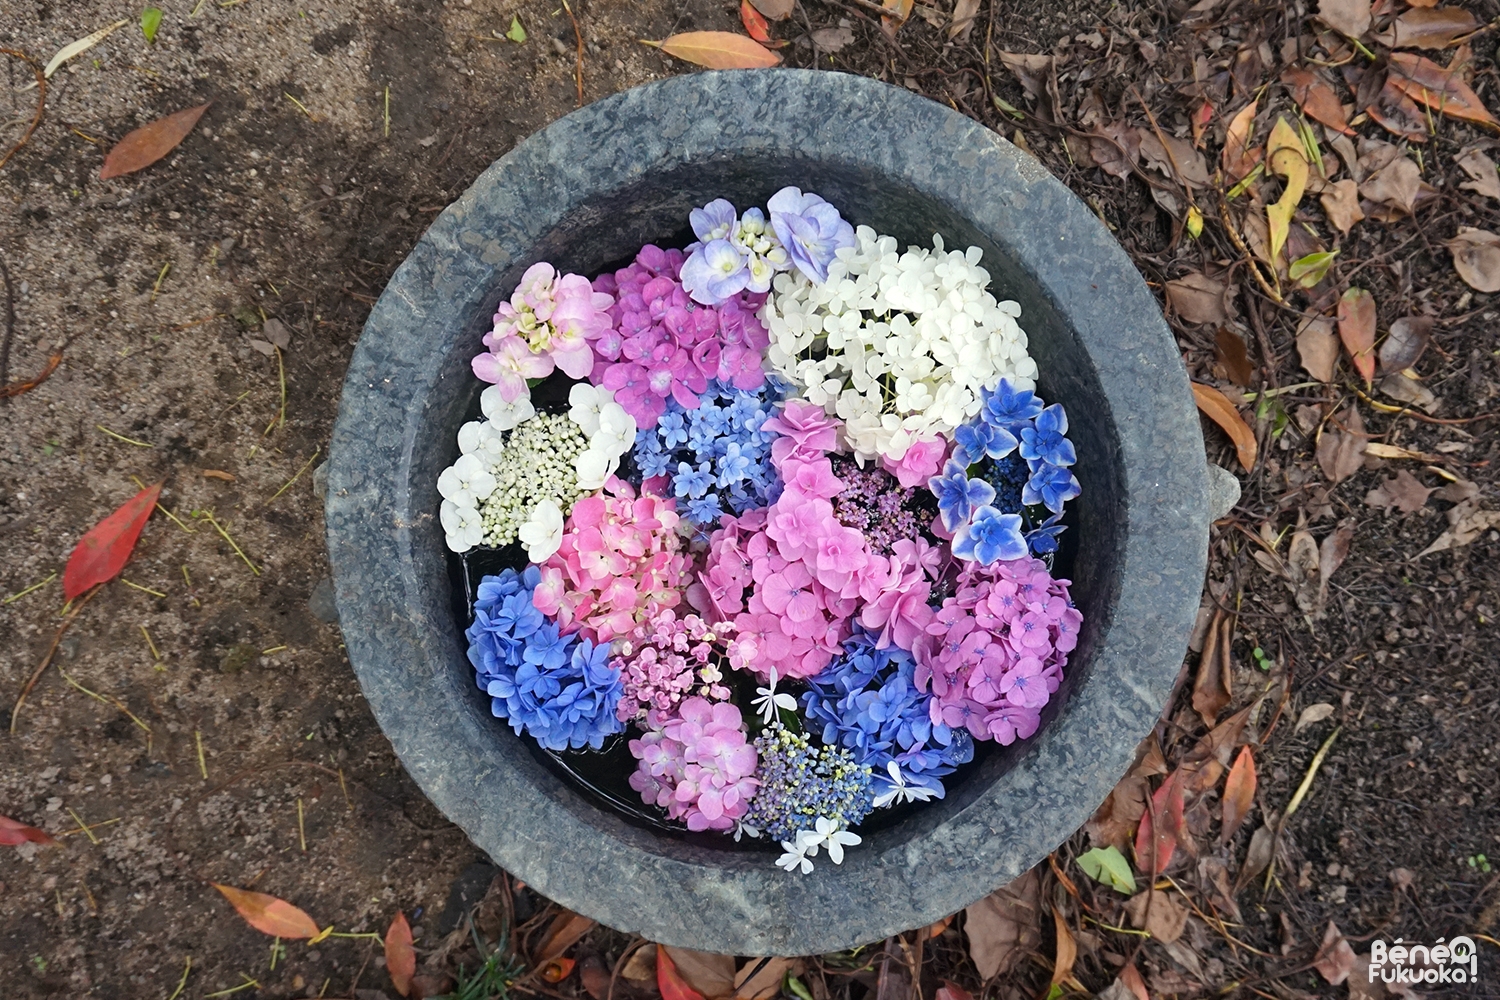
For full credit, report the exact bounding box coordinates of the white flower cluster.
[760,227,1038,464]
[774,816,861,875]
[438,383,635,561]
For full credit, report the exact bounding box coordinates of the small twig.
[166,957,192,1000]
[65,807,100,845]
[263,347,286,435]
[197,511,260,575]
[3,571,55,605]
[0,48,46,171]
[58,668,153,736]
[0,249,14,397]
[297,798,307,852]
[121,578,166,598]
[196,729,209,779]
[267,447,319,504]
[57,816,121,839]
[561,0,584,108]
[11,585,102,734]
[96,424,153,447]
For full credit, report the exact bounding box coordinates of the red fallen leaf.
[100,102,212,179]
[740,0,772,43]
[1337,287,1377,384]
[1118,962,1150,1000]
[1191,99,1214,148]
[935,982,974,1000]
[657,945,707,1000]
[1388,51,1499,129]
[0,815,58,846]
[211,884,321,939]
[1221,746,1258,844]
[1133,770,1185,875]
[386,911,417,997]
[542,957,577,984]
[1281,66,1355,135]
[63,483,161,600]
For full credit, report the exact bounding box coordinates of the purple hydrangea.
[767,186,855,284]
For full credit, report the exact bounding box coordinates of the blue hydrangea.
[465,568,625,751]
[742,725,874,842]
[631,378,787,526]
[801,629,973,803]
[953,506,1028,565]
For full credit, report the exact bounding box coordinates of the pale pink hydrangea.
[614,609,734,727]
[472,262,614,400]
[625,697,757,832]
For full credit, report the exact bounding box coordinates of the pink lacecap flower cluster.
[587,245,770,428]
[626,697,758,832]
[473,262,614,401]
[533,479,692,644]
[690,401,946,679]
[914,557,1082,745]
[614,609,754,727]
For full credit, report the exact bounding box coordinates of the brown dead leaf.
[1124,889,1189,944]
[386,911,417,998]
[1288,527,1321,612]
[1297,316,1339,382]
[202,469,235,482]
[964,867,1042,979]
[734,959,799,1000]
[262,317,291,350]
[1138,129,1211,187]
[1166,273,1229,325]
[1359,156,1423,215]
[1282,66,1355,135]
[947,0,980,39]
[748,0,794,18]
[212,884,321,939]
[1379,372,1440,412]
[663,948,735,999]
[1316,405,1367,484]
[1236,824,1277,890]
[1193,382,1258,472]
[101,102,212,179]
[1379,315,1434,374]
[1086,744,1159,851]
[1314,921,1358,985]
[1222,99,1263,180]
[1191,613,1230,728]
[535,910,596,964]
[1388,52,1499,129]
[1416,498,1500,557]
[1457,148,1500,200]
[1090,122,1141,180]
[1221,746,1257,844]
[1447,228,1500,292]
[809,26,855,51]
[1296,702,1336,733]
[1318,521,1355,612]
[1367,76,1430,143]
[1119,962,1151,1000]
[1049,904,1078,989]
[1337,288,1377,383]
[1215,329,1254,386]
[622,948,657,982]
[1377,7,1479,49]
[1317,0,1371,38]
[997,51,1053,102]
[1434,477,1480,503]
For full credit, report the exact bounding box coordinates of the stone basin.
[325,69,1208,955]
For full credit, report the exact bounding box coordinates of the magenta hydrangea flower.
[628,697,758,832]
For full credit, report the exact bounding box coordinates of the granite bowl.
[325,69,1208,955]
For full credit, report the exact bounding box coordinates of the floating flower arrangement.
[440,189,1082,874]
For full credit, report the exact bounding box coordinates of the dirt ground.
[2,0,1498,998]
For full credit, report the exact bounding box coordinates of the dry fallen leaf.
[1378,315,1434,374]
[948,0,981,39]
[1134,771,1186,875]
[963,867,1042,979]
[1193,382,1258,472]
[1316,405,1367,484]
[658,946,708,1000]
[385,911,417,998]
[101,103,212,180]
[1297,316,1339,382]
[1281,66,1354,135]
[535,910,597,964]
[748,0,794,19]
[1366,470,1433,513]
[1367,74,1431,143]
[1221,746,1257,844]
[212,884,321,939]
[1236,824,1276,891]
[1377,7,1479,49]
[1049,904,1078,990]
[1222,99,1262,180]
[1447,228,1500,292]
[1090,122,1142,180]
[1319,178,1364,234]
[662,948,735,1000]
[647,32,782,69]
[1416,498,1500,557]
[1138,129,1211,187]
[0,815,58,846]
[1287,527,1321,612]
[64,483,162,599]
[1124,889,1189,944]
[1457,148,1500,201]
[1265,117,1309,265]
[733,958,799,1000]
[1337,288,1377,384]
[1379,372,1439,412]
[1388,52,1499,129]
[1296,702,1336,733]
[1359,156,1423,215]
[1191,613,1230,727]
[1215,329,1254,386]
[1317,0,1371,38]
[1365,442,1438,461]
[1166,272,1229,324]
[1314,921,1358,985]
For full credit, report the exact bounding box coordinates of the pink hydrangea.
[532,481,692,644]
[627,697,758,832]
[913,556,1080,745]
[473,262,613,399]
[614,610,734,727]
[879,433,948,489]
[587,247,770,429]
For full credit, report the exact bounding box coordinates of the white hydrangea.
[761,226,1037,464]
[568,383,636,491]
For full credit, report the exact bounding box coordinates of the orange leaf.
[1192,382,1258,472]
[63,483,161,600]
[100,103,212,179]
[1221,99,1261,180]
[657,945,707,1000]
[1049,903,1078,988]
[1133,770,1185,875]
[1221,746,1258,844]
[740,0,772,43]
[1118,962,1150,1000]
[543,957,578,984]
[1281,66,1354,135]
[1388,52,1498,129]
[0,815,58,846]
[649,31,782,69]
[1337,287,1377,384]
[385,911,416,997]
[535,910,596,964]
[211,884,320,939]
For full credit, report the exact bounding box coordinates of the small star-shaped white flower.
[872,761,937,809]
[751,668,798,726]
[776,840,814,874]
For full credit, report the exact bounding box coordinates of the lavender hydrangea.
[466,568,625,751]
[680,199,792,306]
[766,187,856,284]
[830,457,941,557]
[802,628,974,804]
[741,725,874,843]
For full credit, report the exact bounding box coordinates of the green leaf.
[506,15,527,43]
[1076,845,1136,894]
[786,977,814,1000]
[141,7,163,43]
[1185,205,1204,239]
[1289,250,1338,288]
[992,95,1024,120]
